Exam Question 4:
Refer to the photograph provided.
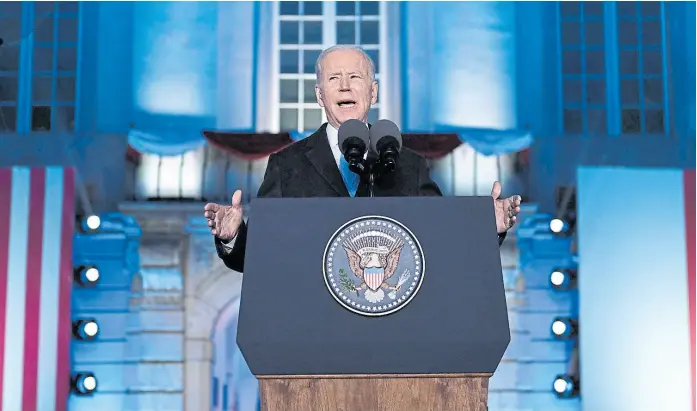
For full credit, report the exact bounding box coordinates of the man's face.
[315,49,378,129]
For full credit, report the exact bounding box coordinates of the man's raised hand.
[204,190,244,241]
[491,181,522,234]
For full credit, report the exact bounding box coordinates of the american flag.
[0,167,74,411]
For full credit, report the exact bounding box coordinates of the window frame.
[557,1,671,137]
[269,1,388,133]
[558,1,610,137]
[615,1,670,136]
[3,1,81,134]
[0,2,23,132]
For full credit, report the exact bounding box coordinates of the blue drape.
[127,128,207,156]
[456,128,533,157]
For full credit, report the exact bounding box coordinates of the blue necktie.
[339,156,360,197]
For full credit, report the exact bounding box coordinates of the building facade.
[0,2,694,411]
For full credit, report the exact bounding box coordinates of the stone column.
[402,2,518,131]
[125,230,186,410]
[401,2,525,197]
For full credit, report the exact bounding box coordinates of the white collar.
[326,123,339,148]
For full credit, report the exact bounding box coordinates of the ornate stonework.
[119,202,244,411]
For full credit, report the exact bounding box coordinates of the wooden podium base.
[258,373,491,411]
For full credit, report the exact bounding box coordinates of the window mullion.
[270,1,280,133]
[579,4,588,136]
[16,2,34,133]
[320,2,336,125]
[604,2,621,136]
[323,2,336,46]
[637,12,646,134]
[51,2,59,130]
[658,2,670,136]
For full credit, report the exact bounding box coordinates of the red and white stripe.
[0,167,74,411]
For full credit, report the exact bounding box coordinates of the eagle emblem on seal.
[343,231,404,303]
[322,216,425,317]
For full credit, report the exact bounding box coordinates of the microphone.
[369,119,402,173]
[338,119,370,174]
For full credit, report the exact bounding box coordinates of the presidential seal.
[322,216,425,317]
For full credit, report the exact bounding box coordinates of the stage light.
[552,186,576,237]
[550,268,577,290]
[549,218,568,234]
[551,317,578,340]
[553,374,579,398]
[72,319,99,341]
[74,265,100,286]
[71,372,97,395]
[85,215,101,231]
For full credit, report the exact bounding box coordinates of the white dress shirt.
[325,123,343,168]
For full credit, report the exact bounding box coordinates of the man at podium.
[204,45,522,273]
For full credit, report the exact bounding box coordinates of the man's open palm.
[204,190,244,241]
[491,181,522,233]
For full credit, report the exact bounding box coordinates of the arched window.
[273,1,386,132]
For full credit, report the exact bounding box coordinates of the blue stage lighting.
[72,372,98,395]
[73,265,100,286]
[85,215,100,230]
[551,317,578,340]
[550,268,577,290]
[553,374,579,398]
[72,319,99,341]
[549,218,569,234]
[77,214,101,233]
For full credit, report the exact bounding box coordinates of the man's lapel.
[304,124,350,197]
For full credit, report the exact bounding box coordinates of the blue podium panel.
[237,197,510,376]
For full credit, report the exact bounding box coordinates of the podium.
[237,197,510,411]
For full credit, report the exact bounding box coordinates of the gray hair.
[314,45,376,85]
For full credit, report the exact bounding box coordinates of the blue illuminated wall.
[665,1,696,139]
[69,214,141,411]
[506,214,578,411]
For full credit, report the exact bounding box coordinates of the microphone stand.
[364,155,378,198]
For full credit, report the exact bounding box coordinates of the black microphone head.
[338,119,370,155]
[369,119,402,154]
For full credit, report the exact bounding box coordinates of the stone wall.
[69,202,580,411]
[488,207,580,411]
